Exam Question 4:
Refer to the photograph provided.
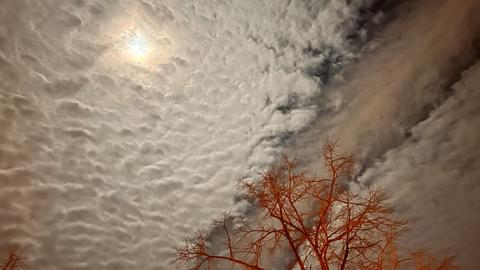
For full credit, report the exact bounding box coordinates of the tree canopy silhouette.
[176,142,457,270]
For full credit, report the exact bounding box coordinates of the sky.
[0,0,479,269]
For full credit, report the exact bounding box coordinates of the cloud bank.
[0,0,385,269]
[359,61,480,270]
[287,0,480,268]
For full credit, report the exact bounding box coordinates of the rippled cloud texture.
[0,0,381,269]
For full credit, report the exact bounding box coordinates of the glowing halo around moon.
[125,32,150,59]
[102,21,172,68]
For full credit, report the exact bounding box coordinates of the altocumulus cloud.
[0,0,384,269]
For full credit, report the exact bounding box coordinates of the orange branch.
[176,141,460,270]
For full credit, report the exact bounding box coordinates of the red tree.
[176,142,457,270]
[1,246,25,270]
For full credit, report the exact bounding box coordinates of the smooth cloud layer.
[0,0,382,269]
[359,62,480,269]
[287,0,480,268]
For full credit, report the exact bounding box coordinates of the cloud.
[290,0,480,168]
[286,0,480,268]
[358,61,480,269]
[0,0,384,269]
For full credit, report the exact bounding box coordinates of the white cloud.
[0,0,378,269]
[358,61,480,269]
[286,1,480,268]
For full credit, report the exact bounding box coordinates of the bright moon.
[126,33,149,58]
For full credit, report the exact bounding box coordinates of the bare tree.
[1,246,25,270]
[176,142,457,270]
